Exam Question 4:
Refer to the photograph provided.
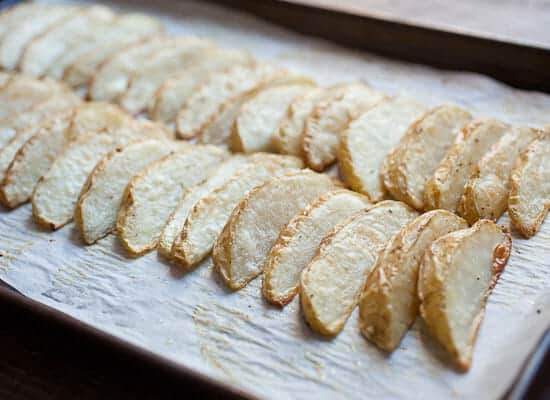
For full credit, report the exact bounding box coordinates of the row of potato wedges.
[1,3,549,237]
[0,77,517,371]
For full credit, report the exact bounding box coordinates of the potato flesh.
[89,36,175,102]
[20,6,115,77]
[171,156,302,268]
[300,201,418,336]
[119,39,214,114]
[0,6,77,70]
[359,210,467,351]
[214,171,336,290]
[272,84,349,156]
[382,105,472,210]
[0,4,49,39]
[509,132,550,238]
[302,84,386,171]
[263,189,369,306]
[149,49,253,127]
[116,147,227,255]
[339,97,427,202]
[176,64,277,139]
[231,84,314,153]
[158,155,251,258]
[77,140,175,244]
[418,220,510,370]
[424,119,509,212]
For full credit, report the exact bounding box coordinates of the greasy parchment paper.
[2,1,550,399]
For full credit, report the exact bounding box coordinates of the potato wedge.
[0,115,73,209]
[158,155,252,258]
[458,126,540,224]
[0,72,10,88]
[116,146,227,256]
[229,83,315,153]
[381,105,472,210]
[0,75,71,122]
[263,189,369,306]
[339,97,427,202]
[171,155,303,269]
[19,6,115,77]
[272,84,352,156]
[64,36,152,89]
[508,131,550,238]
[0,3,50,39]
[214,171,336,290]
[1,114,173,210]
[302,83,386,171]
[119,38,214,114]
[424,119,510,212]
[418,220,511,371]
[0,6,78,70]
[75,140,176,244]
[300,201,418,336]
[66,102,133,138]
[0,92,81,148]
[32,134,121,230]
[175,63,279,139]
[201,74,314,146]
[47,13,163,81]
[89,36,175,102]
[359,210,468,352]
[149,49,254,127]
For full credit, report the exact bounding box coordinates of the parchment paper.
[2,1,550,398]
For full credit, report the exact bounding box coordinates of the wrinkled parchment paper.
[2,1,550,398]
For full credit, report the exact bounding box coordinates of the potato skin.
[417,220,511,371]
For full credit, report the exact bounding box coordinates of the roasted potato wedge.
[424,119,510,212]
[263,189,369,306]
[32,134,121,230]
[508,131,550,238]
[116,147,227,256]
[0,6,78,70]
[176,63,286,140]
[49,13,163,82]
[149,49,254,127]
[158,155,252,258]
[339,96,427,202]
[119,38,214,114]
[0,3,51,40]
[458,126,540,224]
[418,220,511,371]
[381,105,472,210]
[272,84,350,156]
[75,140,176,244]
[0,102,170,209]
[214,170,336,290]
[171,155,303,269]
[89,36,175,102]
[359,210,468,351]
[302,83,386,171]
[0,75,71,123]
[300,201,418,336]
[20,6,115,77]
[0,92,81,148]
[229,83,315,153]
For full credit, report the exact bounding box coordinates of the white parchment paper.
[1,1,550,398]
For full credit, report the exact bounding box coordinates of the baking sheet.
[2,1,550,398]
